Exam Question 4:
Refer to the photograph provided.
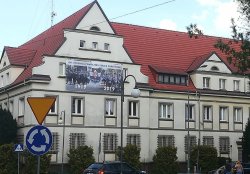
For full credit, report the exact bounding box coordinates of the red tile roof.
[6,1,95,84]
[1,2,242,92]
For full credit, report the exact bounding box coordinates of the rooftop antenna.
[51,0,56,26]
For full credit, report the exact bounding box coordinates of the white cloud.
[159,19,177,30]
[192,10,209,21]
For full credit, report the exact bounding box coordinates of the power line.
[14,0,177,48]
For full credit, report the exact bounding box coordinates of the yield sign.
[27,97,56,125]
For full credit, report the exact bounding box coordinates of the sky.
[0,0,241,56]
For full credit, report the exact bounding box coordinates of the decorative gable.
[0,51,10,69]
[76,2,115,34]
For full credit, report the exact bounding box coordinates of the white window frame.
[234,107,242,122]
[219,106,228,122]
[59,63,66,76]
[69,133,85,149]
[159,103,173,119]
[50,132,59,153]
[185,104,195,120]
[127,134,141,148]
[219,137,230,154]
[203,77,210,88]
[128,101,139,117]
[92,42,98,50]
[219,79,226,90]
[203,105,212,121]
[104,43,110,51]
[157,135,175,148]
[234,80,240,91]
[105,99,116,116]
[47,96,58,115]
[18,97,25,116]
[203,136,214,147]
[103,133,117,152]
[72,97,84,115]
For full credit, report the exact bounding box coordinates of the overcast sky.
[0,0,241,55]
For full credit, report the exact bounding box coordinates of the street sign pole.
[17,152,20,174]
[37,156,40,174]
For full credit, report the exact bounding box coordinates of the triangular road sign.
[27,97,56,125]
[14,144,23,152]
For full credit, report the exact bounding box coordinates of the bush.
[217,157,231,168]
[21,149,51,174]
[0,143,17,174]
[118,144,141,169]
[152,146,178,174]
[190,145,218,173]
[67,145,95,174]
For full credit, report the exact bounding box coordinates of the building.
[0,0,249,166]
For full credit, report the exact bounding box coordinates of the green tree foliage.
[0,109,17,145]
[21,150,51,174]
[190,145,218,173]
[243,119,250,162]
[152,146,178,174]
[67,145,95,174]
[123,144,141,169]
[0,143,17,174]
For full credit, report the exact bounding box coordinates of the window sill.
[58,75,66,78]
[219,121,229,123]
[105,115,116,118]
[48,113,58,116]
[72,114,84,117]
[159,118,173,121]
[185,119,195,122]
[203,120,213,123]
[128,116,139,119]
[79,47,111,53]
[234,121,242,124]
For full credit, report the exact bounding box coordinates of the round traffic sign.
[26,125,52,155]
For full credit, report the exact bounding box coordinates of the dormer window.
[104,43,110,51]
[92,42,98,50]
[80,40,85,48]
[90,26,100,32]
[211,66,219,71]
[158,74,187,85]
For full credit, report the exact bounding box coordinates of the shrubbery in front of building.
[190,145,218,173]
[0,143,17,174]
[152,146,178,174]
[67,145,95,174]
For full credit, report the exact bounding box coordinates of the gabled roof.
[7,1,96,85]
[3,46,36,67]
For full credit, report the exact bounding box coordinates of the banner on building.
[65,60,122,93]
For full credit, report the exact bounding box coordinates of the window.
[157,135,175,148]
[18,97,25,116]
[59,63,66,76]
[234,107,242,122]
[159,103,173,119]
[105,99,116,116]
[203,136,214,146]
[127,134,141,148]
[48,96,57,115]
[104,43,110,51]
[203,105,212,121]
[219,106,228,121]
[203,77,210,88]
[92,42,98,50]
[90,26,100,31]
[103,133,117,152]
[219,79,226,90]
[158,74,187,85]
[211,66,219,71]
[185,104,195,120]
[219,137,230,154]
[234,80,240,91]
[80,40,85,48]
[128,101,139,117]
[184,135,197,153]
[72,97,84,115]
[50,132,59,153]
[69,133,85,149]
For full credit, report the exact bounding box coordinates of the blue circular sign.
[26,125,52,155]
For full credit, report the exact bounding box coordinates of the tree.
[0,143,17,174]
[243,119,250,162]
[119,144,141,169]
[152,146,178,174]
[187,0,250,73]
[190,145,218,173]
[21,150,51,174]
[0,109,17,145]
[67,145,95,174]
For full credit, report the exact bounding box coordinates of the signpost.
[26,97,56,174]
[14,144,23,174]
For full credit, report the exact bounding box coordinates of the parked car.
[243,163,250,174]
[83,161,146,174]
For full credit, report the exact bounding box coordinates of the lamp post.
[187,91,190,174]
[58,110,65,174]
[120,74,140,174]
[197,92,201,173]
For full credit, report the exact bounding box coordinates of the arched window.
[211,66,219,71]
[90,26,100,32]
[3,62,6,67]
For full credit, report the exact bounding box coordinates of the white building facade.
[0,1,249,165]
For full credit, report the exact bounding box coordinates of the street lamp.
[58,110,66,174]
[120,74,140,174]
